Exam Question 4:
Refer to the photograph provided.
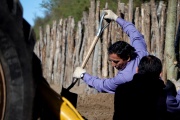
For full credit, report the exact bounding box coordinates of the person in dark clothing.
[113,55,168,120]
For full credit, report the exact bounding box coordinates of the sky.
[20,0,45,26]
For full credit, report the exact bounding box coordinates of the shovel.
[61,11,110,107]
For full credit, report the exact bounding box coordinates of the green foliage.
[33,0,167,40]
[34,0,122,39]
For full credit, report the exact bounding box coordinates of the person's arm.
[83,73,126,93]
[165,80,180,112]
[73,62,136,93]
[116,17,148,58]
[83,62,136,93]
[103,10,148,57]
[166,90,180,112]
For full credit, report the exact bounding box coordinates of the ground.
[50,84,114,120]
[77,93,114,120]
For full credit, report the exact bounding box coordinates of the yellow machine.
[0,0,109,119]
[36,11,109,120]
[38,80,84,120]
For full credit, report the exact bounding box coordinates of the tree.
[165,0,178,82]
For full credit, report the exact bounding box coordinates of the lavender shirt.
[166,90,180,112]
[83,18,149,93]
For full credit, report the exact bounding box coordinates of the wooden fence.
[34,0,180,94]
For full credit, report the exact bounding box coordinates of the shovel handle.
[81,36,99,68]
[67,35,99,91]
[81,12,110,68]
[67,12,110,91]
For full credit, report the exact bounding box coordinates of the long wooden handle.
[81,36,99,68]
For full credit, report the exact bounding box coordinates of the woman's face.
[108,53,129,70]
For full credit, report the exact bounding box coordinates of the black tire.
[0,0,35,119]
[0,30,35,120]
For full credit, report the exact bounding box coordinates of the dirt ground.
[50,84,114,120]
[77,93,114,120]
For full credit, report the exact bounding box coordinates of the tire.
[0,0,35,119]
[0,30,35,120]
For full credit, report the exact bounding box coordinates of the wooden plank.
[102,2,109,78]
[62,19,67,87]
[128,0,133,22]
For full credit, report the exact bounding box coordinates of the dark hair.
[108,41,137,61]
[138,55,162,77]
